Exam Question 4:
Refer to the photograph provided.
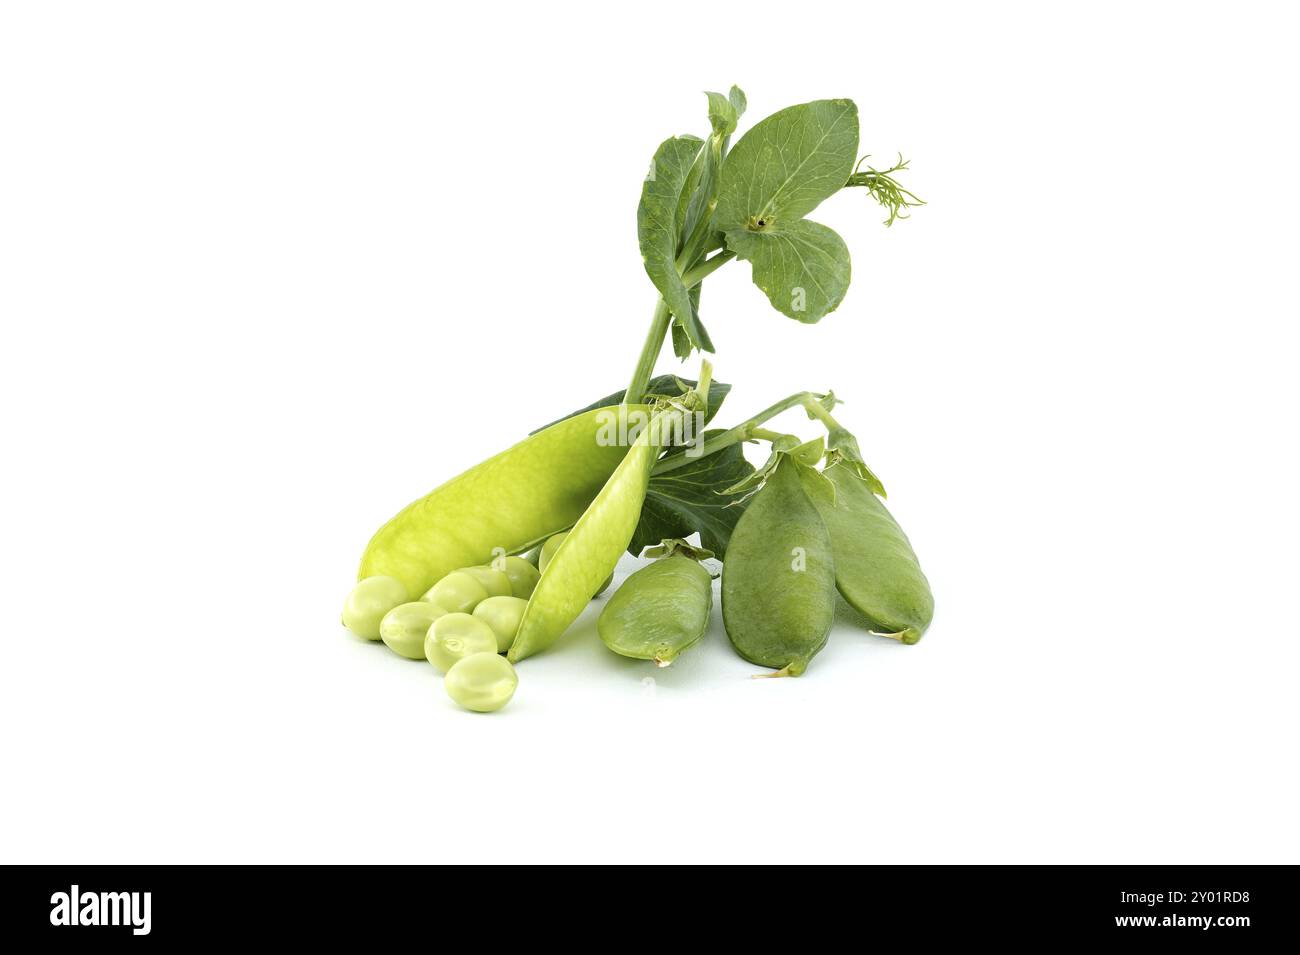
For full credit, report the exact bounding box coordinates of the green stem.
[623,251,736,406]
[694,359,714,405]
[802,396,844,433]
[682,249,734,287]
[624,299,672,407]
[652,389,825,475]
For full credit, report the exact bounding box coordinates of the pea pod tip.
[750,661,807,679]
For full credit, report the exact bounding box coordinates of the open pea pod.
[814,461,933,643]
[509,388,707,662]
[358,405,647,599]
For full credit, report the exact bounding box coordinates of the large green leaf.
[629,432,755,557]
[714,99,859,232]
[531,376,731,434]
[723,218,851,322]
[638,136,712,352]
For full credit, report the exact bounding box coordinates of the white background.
[2,1,1297,864]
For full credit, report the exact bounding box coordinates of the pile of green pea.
[341,533,592,712]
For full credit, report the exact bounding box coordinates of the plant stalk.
[622,251,736,405]
[651,389,826,475]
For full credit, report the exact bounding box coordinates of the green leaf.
[728,85,747,120]
[723,218,851,322]
[668,284,705,360]
[824,432,887,498]
[714,99,859,232]
[674,148,707,245]
[642,538,714,561]
[531,376,731,434]
[705,91,738,137]
[629,433,755,557]
[789,435,826,467]
[677,94,732,277]
[671,321,692,361]
[638,136,712,352]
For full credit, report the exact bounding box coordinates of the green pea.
[445,653,518,713]
[814,462,933,644]
[458,565,513,598]
[380,601,447,659]
[472,595,529,653]
[539,530,613,596]
[721,455,836,676]
[598,541,713,666]
[421,570,489,614]
[537,531,565,570]
[497,555,541,600]
[425,612,499,674]
[342,575,408,640]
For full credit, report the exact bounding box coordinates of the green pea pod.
[598,539,714,666]
[816,461,934,644]
[358,405,646,599]
[722,454,835,676]
[509,387,707,663]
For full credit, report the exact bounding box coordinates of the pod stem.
[802,395,887,498]
[751,662,802,679]
[651,390,830,476]
[874,628,921,645]
[694,359,714,409]
[642,538,714,562]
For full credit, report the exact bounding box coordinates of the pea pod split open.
[358,405,647,600]
[509,382,709,663]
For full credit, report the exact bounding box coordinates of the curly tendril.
[845,154,925,226]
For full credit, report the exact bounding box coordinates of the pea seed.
[380,601,447,659]
[498,555,541,599]
[421,570,489,614]
[458,565,513,598]
[342,576,408,640]
[425,612,499,674]
[445,653,518,712]
[539,531,612,597]
[472,595,529,653]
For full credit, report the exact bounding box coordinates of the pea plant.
[343,88,934,708]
